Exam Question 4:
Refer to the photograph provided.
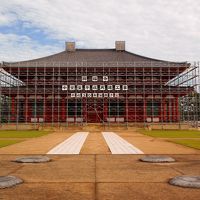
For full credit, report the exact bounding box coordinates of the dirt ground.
[0,154,200,200]
[0,130,75,154]
[80,131,110,154]
[0,127,199,154]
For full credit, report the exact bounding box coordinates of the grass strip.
[0,140,23,148]
[0,130,51,138]
[169,139,200,150]
[140,130,200,138]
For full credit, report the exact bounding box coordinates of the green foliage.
[180,93,200,121]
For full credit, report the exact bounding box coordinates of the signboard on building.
[62,76,128,98]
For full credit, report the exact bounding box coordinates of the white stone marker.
[102,132,144,154]
[47,132,89,154]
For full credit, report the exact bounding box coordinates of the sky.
[0,0,200,62]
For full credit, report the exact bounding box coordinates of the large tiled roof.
[2,49,188,68]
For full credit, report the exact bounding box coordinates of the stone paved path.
[0,154,200,200]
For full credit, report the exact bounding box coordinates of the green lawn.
[0,130,51,138]
[0,140,23,148]
[170,139,200,150]
[140,130,200,138]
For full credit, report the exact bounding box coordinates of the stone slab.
[140,155,175,163]
[0,176,23,189]
[169,176,200,188]
[14,156,51,163]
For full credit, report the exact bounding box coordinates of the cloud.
[0,33,61,61]
[0,0,200,61]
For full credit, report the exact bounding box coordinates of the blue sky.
[0,0,200,62]
[0,21,58,45]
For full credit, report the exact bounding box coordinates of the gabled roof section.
[2,48,189,68]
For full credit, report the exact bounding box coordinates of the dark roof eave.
[2,49,189,67]
[2,62,189,69]
[124,50,188,65]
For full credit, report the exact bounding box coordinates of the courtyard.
[0,127,199,199]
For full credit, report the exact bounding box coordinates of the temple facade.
[0,41,194,126]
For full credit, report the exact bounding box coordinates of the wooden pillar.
[160,99,163,122]
[143,98,146,122]
[103,98,108,122]
[24,96,28,123]
[170,99,173,122]
[43,96,46,122]
[125,98,128,122]
[44,97,50,123]
[158,100,162,122]
[176,97,179,122]
[163,98,167,122]
[11,96,15,121]
[61,97,66,122]
[172,98,176,122]
[169,100,172,123]
[27,98,31,122]
[83,98,87,123]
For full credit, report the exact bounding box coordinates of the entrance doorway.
[86,99,104,123]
